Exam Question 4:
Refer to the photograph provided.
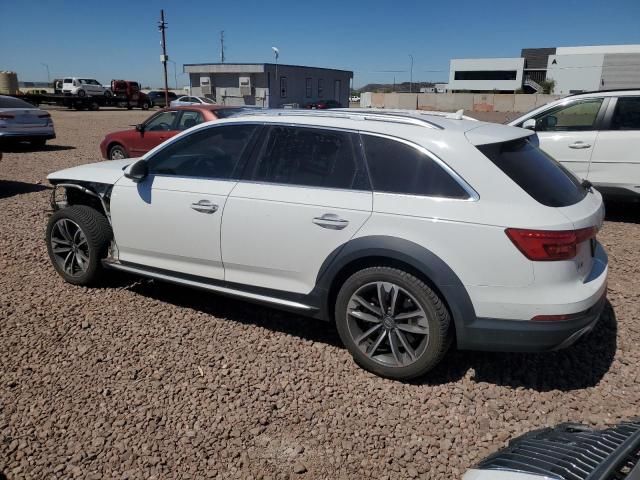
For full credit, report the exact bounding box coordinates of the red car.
[99,105,253,160]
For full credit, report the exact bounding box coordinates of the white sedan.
[170,96,216,107]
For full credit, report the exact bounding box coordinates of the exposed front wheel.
[335,267,451,380]
[46,206,112,286]
[77,89,86,97]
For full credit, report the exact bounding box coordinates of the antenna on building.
[220,30,225,63]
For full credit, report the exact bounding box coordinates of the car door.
[128,110,180,157]
[110,123,260,279]
[587,96,640,194]
[221,125,373,294]
[525,97,606,180]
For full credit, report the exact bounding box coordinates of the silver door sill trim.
[104,262,313,311]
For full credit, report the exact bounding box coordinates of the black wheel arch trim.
[310,235,477,345]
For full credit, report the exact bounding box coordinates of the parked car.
[47,109,607,380]
[170,96,216,107]
[147,91,178,108]
[99,105,254,159]
[61,77,112,97]
[0,95,55,146]
[304,99,342,109]
[509,89,640,200]
[464,420,640,480]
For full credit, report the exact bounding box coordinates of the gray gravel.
[1,108,639,479]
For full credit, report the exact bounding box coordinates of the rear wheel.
[141,101,150,110]
[46,206,112,286]
[335,267,451,380]
[108,144,128,160]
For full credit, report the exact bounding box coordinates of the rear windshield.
[0,96,37,109]
[477,138,587,207]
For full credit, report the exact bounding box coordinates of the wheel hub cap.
[50,218,90,277]
[346,281,430,368]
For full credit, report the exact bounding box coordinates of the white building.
[546,45,640,95]
[448,58,525,92]
[448,44,640,94]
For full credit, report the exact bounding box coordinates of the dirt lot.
[1,108,639,480]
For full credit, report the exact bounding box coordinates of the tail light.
[505,227,596,261]
[0,113,15,119]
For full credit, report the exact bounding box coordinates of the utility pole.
[409,54,414,93]
[41,63,50,84]
[158,9,169,107]
[220,30,225,63]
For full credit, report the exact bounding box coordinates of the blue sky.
[1,0,639,88]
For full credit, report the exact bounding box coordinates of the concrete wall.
[448,58,525,92]
[601,53,640,89]
[361,92,562,112]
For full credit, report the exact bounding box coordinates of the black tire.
[77,89,86,97]
[141,101,150,110]
[335,266,451,380]
[46,206,112,286]
[108,144,128,160]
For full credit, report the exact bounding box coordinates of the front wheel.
[141,101,150,110]
[335,267,451,380]
[46,206,112,286]
[76,89,86,97]
[108,144,128,160]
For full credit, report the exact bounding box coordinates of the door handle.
[190,200,218,214]
[312,213,349,230]
[569,142,592,149]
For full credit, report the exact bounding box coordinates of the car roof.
[567,88,640,98]
[162,104,252,112]
[204,108,531,145]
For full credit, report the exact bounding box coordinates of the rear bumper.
[0,131,55,141]
[458,293,606,352]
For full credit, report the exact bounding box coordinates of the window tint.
[454,70,517,81]
[362,135,470,199]
[145,111,178,131]
[177,110,204,130]
[254,126,369,190]
[477,138,587,207]
[611,97,640,130]
[0,96,36,108]
[148,125,257,179]
[534,98,603,132]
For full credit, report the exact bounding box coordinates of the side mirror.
[123,159,148,182]
[135,123,145,132]
[522,118,536,130]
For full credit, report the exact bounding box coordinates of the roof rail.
[567,88,640,96]
[342,108,477,121]
[237,109,444,129]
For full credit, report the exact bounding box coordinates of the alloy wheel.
[346,282,430,368]
[50,219,90,277]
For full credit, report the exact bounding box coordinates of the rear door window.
[610,97,640,130]
[177,110,204,130]
[477,138,587,207]
[362,134,471,199]
[252,126,369,190]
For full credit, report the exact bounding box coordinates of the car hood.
[47,159,136,185]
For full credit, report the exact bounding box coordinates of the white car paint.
[47,109,607,328]
[61,77,112,97]
[509,90,640,197]
[170,96,216,107]
[0,95,55,141]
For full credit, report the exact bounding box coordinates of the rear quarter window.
[477,138,587,207]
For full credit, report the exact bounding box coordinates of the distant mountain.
[356,81,437,93]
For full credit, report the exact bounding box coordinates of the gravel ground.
[1,108,639,480]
